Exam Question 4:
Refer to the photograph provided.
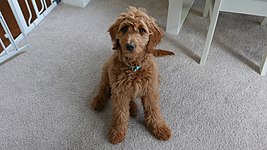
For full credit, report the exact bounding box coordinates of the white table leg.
[261,17,267,26]
[200,0,222,66]
[166,0,183,35]
[203,0,210,17]
[260,47,267,76]
[166,0,195,35]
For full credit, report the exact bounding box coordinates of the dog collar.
[126,64,141,72]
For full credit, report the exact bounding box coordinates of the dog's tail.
[152,49,175,57]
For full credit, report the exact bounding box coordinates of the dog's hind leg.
[90,67,110,111]
[141,88,171,141]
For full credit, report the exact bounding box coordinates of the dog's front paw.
[108,127,126,144]
[151,123,171,141]
[90,97,106,111]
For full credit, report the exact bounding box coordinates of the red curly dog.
[91,7,173,144]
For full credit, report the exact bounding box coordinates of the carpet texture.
[0,0,267,149]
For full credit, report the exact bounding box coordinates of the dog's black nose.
[126,43,135,51]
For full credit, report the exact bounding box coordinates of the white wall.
[62,0,91,7]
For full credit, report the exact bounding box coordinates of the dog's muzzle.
[126,43,135,51]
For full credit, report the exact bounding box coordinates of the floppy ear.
[108,18,123,50]
[146,18,163,53]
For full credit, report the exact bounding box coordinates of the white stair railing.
[0,12,29,63]
[7,0,57,35]
[0,0,57,63]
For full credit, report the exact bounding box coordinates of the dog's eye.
[121,26,128,33]
[139,28,146,33]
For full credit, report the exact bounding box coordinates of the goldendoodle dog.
[90,6,173,144]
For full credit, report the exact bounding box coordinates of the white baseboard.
[62,0,91,7]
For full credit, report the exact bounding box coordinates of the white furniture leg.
[166,0,195,35]
[260,47,267,75]
[166,0,183,34]
[203,0,210,17]
[200,0,222,66]
[261,17,267,25]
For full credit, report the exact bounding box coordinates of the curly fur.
[90,6,172,144]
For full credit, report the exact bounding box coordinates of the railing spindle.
[24,0,33,26]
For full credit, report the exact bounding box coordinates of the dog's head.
[108,6,163,56]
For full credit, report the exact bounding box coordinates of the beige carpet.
[0,0,266,149]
